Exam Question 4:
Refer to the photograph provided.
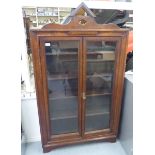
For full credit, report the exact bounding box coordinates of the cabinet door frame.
[82,36,126,137]
[31,35,127,143]
[37,36,83,142]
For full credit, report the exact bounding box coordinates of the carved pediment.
[42,15,120,30]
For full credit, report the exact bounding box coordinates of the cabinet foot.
[108,138,117,143]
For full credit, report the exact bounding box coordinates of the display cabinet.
[30,15,128,152]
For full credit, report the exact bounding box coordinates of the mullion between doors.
[81,37,87,137]
[78,38,83,137]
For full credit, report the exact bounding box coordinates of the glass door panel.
[85,40,116,132]
[44,40,79,135]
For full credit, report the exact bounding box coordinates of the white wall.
[21,96,41,142]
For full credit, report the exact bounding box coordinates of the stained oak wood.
[30,14,129,152]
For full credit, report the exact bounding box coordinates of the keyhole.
[79,19,87,25]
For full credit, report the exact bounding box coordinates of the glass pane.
[85,40,116,132]
[45,40,79,135]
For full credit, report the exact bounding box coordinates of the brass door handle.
[82,92,86,100]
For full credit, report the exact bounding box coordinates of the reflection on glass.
[85,41,116,132]
[45,40,79,135]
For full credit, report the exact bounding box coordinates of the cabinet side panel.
[110,32,129,135]
[30,32,49,146]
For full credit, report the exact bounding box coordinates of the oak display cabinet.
[30,15,128,153]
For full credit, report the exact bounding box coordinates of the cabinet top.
[30,16,129,33]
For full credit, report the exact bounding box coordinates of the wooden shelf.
[46,52,77,55]
[51,106,109,121]
[48,74,77,80]
[46,51,113,55]
[48,89,78,100]
[48,73,112,80]
[87,74,112,83]
[87,59,114,62]
[51,112,110,121]
[51,113,77,120]
[87,73,112,77]
[87,111,109,117]
[86,92,112,97]
[49,95,77,100]
[49,91,111,101]
[87,51,114,54]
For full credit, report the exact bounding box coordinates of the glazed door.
[40,37,82,138]
[83,37,117,134]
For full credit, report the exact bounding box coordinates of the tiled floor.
[24,141,126,155]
